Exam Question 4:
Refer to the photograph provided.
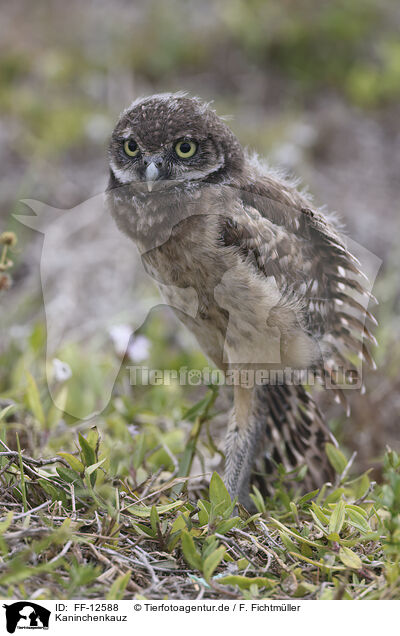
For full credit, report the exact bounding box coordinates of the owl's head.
[108,93,244,191]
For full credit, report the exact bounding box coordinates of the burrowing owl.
[107,93,376,507]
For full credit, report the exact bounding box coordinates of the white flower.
[128,335,150,362]
[109,325,150,361]
[127,424,139,438]
[109,324,132,357]
[52,358,72,382]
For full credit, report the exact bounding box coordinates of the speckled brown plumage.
[106,93,377,507]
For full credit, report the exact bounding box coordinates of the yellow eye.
[124,139,140,157]
[175,140,197,158]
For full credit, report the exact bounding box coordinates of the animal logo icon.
[3,602,51,634]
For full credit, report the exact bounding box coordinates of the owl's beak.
[145,162,160,192]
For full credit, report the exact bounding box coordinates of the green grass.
[0,332,399,599]
[0,247,399,599]
[1,0,400,592]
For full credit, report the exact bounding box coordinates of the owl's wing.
[220,181,377,403]
[252,383,336,495]
[218,181,377,490]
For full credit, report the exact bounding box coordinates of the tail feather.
[252,383,336,495]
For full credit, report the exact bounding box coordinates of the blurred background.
[0,0,399,480]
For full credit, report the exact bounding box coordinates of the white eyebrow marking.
[110,159,135,184]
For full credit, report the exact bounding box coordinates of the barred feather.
[252,384,336,494]
[222,167,378,490]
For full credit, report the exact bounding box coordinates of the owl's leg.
[224,385,261,509]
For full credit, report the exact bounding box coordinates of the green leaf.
[56,466,83,486]
[215,517,240,535]
[324,488,346,505]
[182,392,215,422]
[249,485,266,513]
[181,531,202,570]
[209,472,231,512]
[339,546,362,569]
[218,575,276,590]
[329,500,346,535]
[170,514,189,533]
[212,499,234,520]
[57,452,84,472]
[242,513,262,528]
[82,453,104,487]
[132,433,146,470]
[106,570,131,600]
[270,517,324,548]
[346,509,371,534]
[25,371,45,427]
[202,545,226,581]
[300,542,313,558]
[0,511,13,534]
[236,558,249,570]
[327,531,341,541]
[345,504,368,519]
[325,443,348,474]
[202,536,218,560]
[38,479,67,507]
[296,465,308,481]
[150,505,160,535]
[345,473,370,500]
[78,433,96,467]
[197,500,210,526]
[289,552,345,571]
[297,489,319,507]
[290,501,300,522]
[133,523,156,538]
[311,502,329,525]
[310,511,328,533]
[279,531,298,553]
[126,501,184,518]
[85,458,106,476]
[86,427,100,450]
[0,560,61,586]
[294,582,317,597]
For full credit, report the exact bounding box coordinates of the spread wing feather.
[219,174,377,490]
[221,178,377,394]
